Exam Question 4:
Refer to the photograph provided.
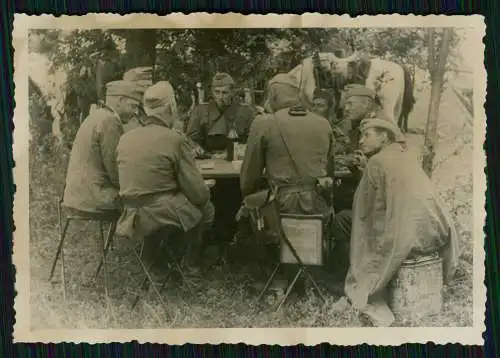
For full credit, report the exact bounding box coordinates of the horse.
[287,52,416,132]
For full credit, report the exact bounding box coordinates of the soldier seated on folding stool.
[239,73,336,295]
[115,81,215,275]
[63,80,144,217]
[122,66,154,133]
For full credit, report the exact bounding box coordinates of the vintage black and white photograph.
[13,13,486,345]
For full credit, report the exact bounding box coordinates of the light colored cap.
[105,80,144,102]
[268,73,300,89]
[143,81,177,118]
[344,84,377,100]
[360,118,406,143]
[123,67,153,84]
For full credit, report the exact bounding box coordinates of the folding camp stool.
[255,213,328,311]
[48,196,119,304]
[130,225,195,318]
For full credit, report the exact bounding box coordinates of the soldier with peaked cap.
[63,80,143,214]
[332,84,383,213]
[336,84,382,151]
[116,81,214,273]
[186,72,256,251]
[338,118,460,327]
[122,66,154,133]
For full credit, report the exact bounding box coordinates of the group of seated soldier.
[62,65,461,327]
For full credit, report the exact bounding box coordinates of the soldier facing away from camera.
[240,73,336,293]
[115,81,215,273]
[62,80,143,214]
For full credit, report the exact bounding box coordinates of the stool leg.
[131,238,169,309]
[98,222,110,306]
[132,247,172,320]
[49,219,71,281]
[275,267,304,312]
[303,269,326,302]
[256,263,280,304]
[165,247,195,296]
[95,221,117,278]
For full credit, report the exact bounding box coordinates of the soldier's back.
[263,108,333,182]
[63,107,122,212]
[117,124,184,198]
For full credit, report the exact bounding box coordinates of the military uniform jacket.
[186,101,256,152]
[240,109,335,214]
[115,118,211,238]
[63,106,123,212]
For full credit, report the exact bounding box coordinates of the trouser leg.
[330,210,352,277]
[184,201,215,270]
[212,179,242,243]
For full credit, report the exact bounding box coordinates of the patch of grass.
[28,136,474,329]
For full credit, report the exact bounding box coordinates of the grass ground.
[28,127,474,329]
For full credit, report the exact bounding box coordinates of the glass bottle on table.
[226,124,239,162]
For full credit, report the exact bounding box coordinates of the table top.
[196,158,352,179]
[197,158,241,179]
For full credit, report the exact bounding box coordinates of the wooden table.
[197,158,352,180]
[197,158,241,179]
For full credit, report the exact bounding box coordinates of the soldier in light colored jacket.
[62,80,143,213]
[116,81,214,272]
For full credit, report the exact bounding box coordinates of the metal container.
[389,253,443,322]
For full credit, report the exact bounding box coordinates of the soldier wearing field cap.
[186,72,256,250]
[116,81,214,272]
[122,66,154,132]
[336,84,381,151]
[63,80,143,213]
[339,117,459,327]
[332,84,383,212]
[186,72,255,152]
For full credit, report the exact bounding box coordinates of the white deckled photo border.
[12,12,487,345]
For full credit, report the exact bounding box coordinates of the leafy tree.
[30,27,462,148]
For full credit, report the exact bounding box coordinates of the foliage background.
[29,28,462,148]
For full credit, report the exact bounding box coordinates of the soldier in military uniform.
[186,72,255,151]
[329,84,383,278]
[116,81,215,273]
[62,80,143,215]
[186,73,256,254]
[333,84,381,213]
[240,73,335,293]
[122,67,153,133]
[312,89,351,154]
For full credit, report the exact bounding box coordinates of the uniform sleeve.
[238,106,257,143]
[99,117,123,188]
[176,137,210,207]
[185,105,205,147]
[240,117,267,196]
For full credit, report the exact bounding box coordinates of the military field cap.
[344,84,377,100]
[268,73,300,89]
[212,72,235,87]
[106,80,144,102]
[360,118,406,143]
[143,81,177,117]
[123,67,153,84]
